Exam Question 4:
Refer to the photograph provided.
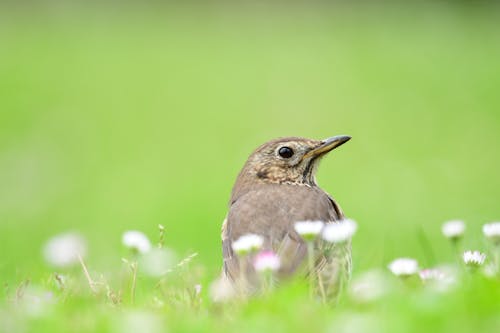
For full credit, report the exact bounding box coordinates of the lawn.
[1,2,499,332]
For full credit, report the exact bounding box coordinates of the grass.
[1,2,500,332]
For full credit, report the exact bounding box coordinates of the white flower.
[482,264,498,278]
[349,270,390,303]
[329,313,383,333]
[139,248,176,277]
[43,232,87,267]
[209,276,236,302]
[122,231,152,254]
[194,284,202,295]
[463,250,486,267]
[419,265,458,292]
[294,220,324,241]
[253,251,281,272]
[482,222,500,244]
[419,268,445,282]
[388,258,418,277]
[114,310,164,333]
[15,285,55,318]
[231,234,264,255]
[321,219,358,243]
[441,220,465,240]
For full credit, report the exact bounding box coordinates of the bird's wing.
[222,184,343,283]
[315,240,352,300]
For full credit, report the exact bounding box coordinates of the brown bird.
[221,135,352,298]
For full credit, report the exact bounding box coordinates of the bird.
[221,135,352,299]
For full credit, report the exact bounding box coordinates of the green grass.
[1,2,500,332]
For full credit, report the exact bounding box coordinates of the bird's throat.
[302,157,319,186]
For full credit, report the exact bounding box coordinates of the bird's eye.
[278,146,294,158]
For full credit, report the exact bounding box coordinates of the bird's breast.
[226,184,340,241]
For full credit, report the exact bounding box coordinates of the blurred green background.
[1,1,499,286]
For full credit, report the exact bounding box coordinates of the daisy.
[209,277,236,302]
[388,258,418,277]
[482,222,500,244]
[321,219,358,243]
[294,220,324,241]
[139,248,176,277]
[43,232,87,267]
[349,270,389,303]
[231,234,264,256]
[441,220,465,240]
[122,230,152,254]
[253,250,281,272]
[462,250,486,267]
[419,266,458,291]
[419,268,446,282]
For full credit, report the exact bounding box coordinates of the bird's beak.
[303,135,351,159]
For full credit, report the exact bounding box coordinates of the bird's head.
[232,135,351,198]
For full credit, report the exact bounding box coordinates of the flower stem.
[450,240,464,271]
[307,241,315,299]
[260,271,272,294]
[494,245,500,278]
[239,257,248,298]
[158,224,165,249]
[78,254,97,295]
[267,272,273,291]
[317,270,327,303]
[130,261,138,305]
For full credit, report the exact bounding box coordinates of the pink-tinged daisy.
[253,250,281,272]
